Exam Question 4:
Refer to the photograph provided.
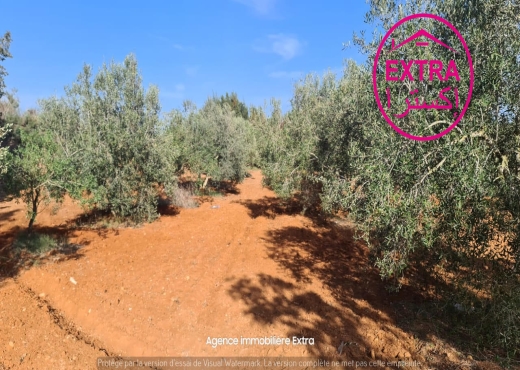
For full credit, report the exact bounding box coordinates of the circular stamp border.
[372,13,474,141]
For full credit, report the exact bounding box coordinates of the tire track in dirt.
[15,279,163,369]
[16,280,113,357]
[0,278,107,369]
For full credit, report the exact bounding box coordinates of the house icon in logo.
[390,29,457,53]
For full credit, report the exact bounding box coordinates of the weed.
[13,231,58,255]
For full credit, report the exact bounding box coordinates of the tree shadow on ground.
[226,217,415,362]
[157,202,181,217]
[0,226,88,287]
[0,207,20,225]
[227,273,378,361]
[210,179,241,195]
[229,197,495,369]
[66,208,136,237]
[179,177,241,197]
[235,196,324,224]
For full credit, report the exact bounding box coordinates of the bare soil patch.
[0,171,507,369]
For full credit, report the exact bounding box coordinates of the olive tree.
[261,0,519,356]
[164,98,254,185]
[339,0,520,357]
[38,54,176,222]
[4,129,74,228]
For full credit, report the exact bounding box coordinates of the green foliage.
[261,0,520,357]
[261,64,371,210]
[250,99,291,193]
[1,8,517,358]
[0,122,10,175]
[0,31,12,175]
[4,129,73,228]
[351,0,520,355]
[0,89,19,118]
[37,54,176,223]
[0,31,12,101]
[165,98,255,184]
[216,92,249,120]
[0,91,38,151]
[12,231,58,255]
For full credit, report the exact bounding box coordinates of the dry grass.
[170,186,198,209]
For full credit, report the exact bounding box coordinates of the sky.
[2,1,371,114]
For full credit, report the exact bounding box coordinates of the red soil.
[0,171,500,369]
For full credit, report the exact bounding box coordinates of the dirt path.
[0,171,489,369]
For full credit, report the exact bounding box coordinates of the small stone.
[370,349,375,359]
[9,341,14,347]
[69,277,77,285]
[404,351,412,358]
[467,355,473,361]
[39,293,45,298]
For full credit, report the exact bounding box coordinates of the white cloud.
[233,0,278,15]
[254,34,303,60]
[268,71,303,79]
[270,34,301,59]
[173,44,184,51]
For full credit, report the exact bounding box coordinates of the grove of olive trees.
[0,0,518,361]
[260,0,520,358]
